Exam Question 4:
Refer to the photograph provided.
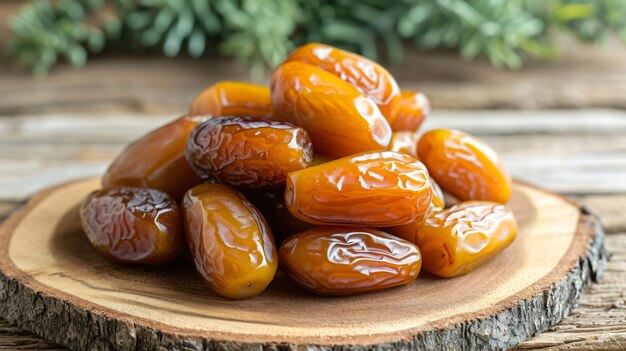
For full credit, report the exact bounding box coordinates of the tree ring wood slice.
[0,178,607,351]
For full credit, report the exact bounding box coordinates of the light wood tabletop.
[0,43,625,349]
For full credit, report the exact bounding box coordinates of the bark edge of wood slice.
[0,178,608,351]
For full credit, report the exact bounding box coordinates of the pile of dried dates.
[80,43,518,299]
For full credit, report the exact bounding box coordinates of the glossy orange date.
[190,81,274,120]
[416,201,518,277]
[279,227,422,296]
[271,61,392,158]
[385,178,445,242]
[388,131,420,158]
[285,151,432,226]
[186,117,313,189]
[418,129,512,203]
[182,184,277,299]
[102,115,208,200]
[390,90,430,132]
[284,43,401,120]
[80,187,183,266]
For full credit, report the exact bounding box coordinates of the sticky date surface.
[182,184,277,299]
[417,201,518,277]
[285,151,432,226]
[102,115,208,200]
[285,43,401,120]
[190,81,274,119]
[186,117,312,189]
[271,61,392,158]
[80,187,183,266]
[279,227,421,296]
[418,129,511,203]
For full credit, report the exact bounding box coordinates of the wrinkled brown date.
[80,187,183,266]
[279,227,422,296]
[186,116,313,189]
[182,184,278,299]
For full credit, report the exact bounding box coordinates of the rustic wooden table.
[0,43,625,350]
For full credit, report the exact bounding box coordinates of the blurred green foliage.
[7,0,626,75]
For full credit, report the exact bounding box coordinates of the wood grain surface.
[0,178,606,350]
[0,110,624,350]
[0,195,623,350]
[1,110,625,201]
[2,38,626,114]
[1,10,626,347]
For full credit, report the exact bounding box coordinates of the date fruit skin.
[182,184,277,299]
[285,151,432,227]
[390,91,430,132]
[271,61,392,158]
[416,201,518,278]
[102,115,208,200]
[388,131,420,158]
[186,116,313,189]
[285,43,401,121]
[190,81,274,120]
[385,178,445,242]
[279,227,421,296]
[418,129,512,203]
[430,178,445,212]
[80,187,183,266]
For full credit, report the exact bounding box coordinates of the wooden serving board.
[0,178,607,351]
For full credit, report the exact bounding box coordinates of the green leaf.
[163,27,183,57]
[188,27,206,57]
[554,4,595,22]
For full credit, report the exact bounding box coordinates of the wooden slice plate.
[0,178,607,350]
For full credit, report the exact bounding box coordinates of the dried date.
[186,117,312,189]
[102,115,208,200]
[190,81,274,120]
[279,227,421,296]
[271,61,392,158]
[182,184,278,299]
[285,151,432,226]
[418,129,511,203]
[80,187,183,266]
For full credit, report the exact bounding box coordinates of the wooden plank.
[1,111,626,199]
[421,109,626,135]
[3,110,626,142]
[1,33,626,114]
[581,195,626,234]
[515,233,626,350]
[0,319,63,350]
